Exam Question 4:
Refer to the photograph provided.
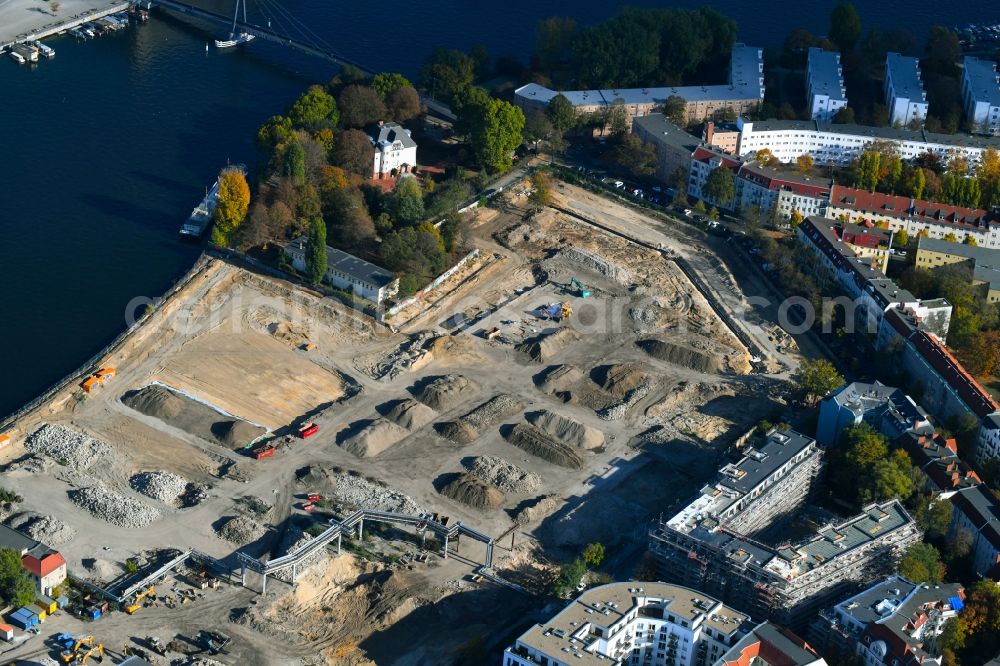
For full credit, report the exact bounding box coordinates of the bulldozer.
[125,585,156,614]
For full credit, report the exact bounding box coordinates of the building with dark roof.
[718,622,827,666]
[885,53,928,128]
[284,237,399,305]
[367,121,417,179]
[949,484,1000,577]
[816,381,930,448]
[807,48,847,121]
[898,431,981,494]
[915,237,1000,302]
[962,56,1000,135]
[827,185,1000,249]
[632,114,704,184]
[810,576,963,666]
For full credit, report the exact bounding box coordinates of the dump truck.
[147,635,167,655]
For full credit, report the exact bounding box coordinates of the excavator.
[570,277,590,298]
[125,585,156,614]
[74,643,103,664]
[61,636,94,663]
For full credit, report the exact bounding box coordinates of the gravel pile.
[7,512,77,546]
[385,398,437,430]
[416,375,477,411]
[216,515,266,545]
[597,383,652,421]
[26,424,113,470]
[465,456,541,493]
[332,472,424,515]
[505,423,583,469]
[69,485,161,528]
[514,495,560,525]
[130,471,189,504]
[461,394,524,431]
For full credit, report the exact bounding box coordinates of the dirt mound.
[504,423,583,469]
[339,419,409,458]
[416,375,477,411]
[436,420,480,444]
[516,328,577,362]
[462,394,524,431]
[637,338,724,374]
[216,514,266,545]
[561,247,632,284]
[536,365,584,394]
[123,384,266,447]
[527,410,604,449]
[514,495,560,524]
[464,456,541,493]
[597,363,648,398]
[439,473,505,510]
[385,399,437,430]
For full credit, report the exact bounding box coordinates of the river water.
[0,0,991,417]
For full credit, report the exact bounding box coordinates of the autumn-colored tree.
[316,165,349,197]
[386,85,422,121]
[794,358,844,404]
[211,168,251,247]
[964,235,978,246]
[796,154,814,173]
[957,330,1000,378]
[330,129,375,178]
[895,228,910,246]
[790,210,804,227]
[530,171,553,208]
[754,148,779,167]
[256,115,294,154]
[338,85,387,128]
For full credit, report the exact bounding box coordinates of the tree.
[530,171,553,208]
[832,107,856,124]
[425,179,474,219]
[612,134,657,178]
[796,154,814,174]
[523,109,554,147]
[945,527,973,561]
[552,558,586,597]
[662,95,687,127]
[547,94,577,134]
[338,85,387,128]
[582,543,606,567]
[387,177,425,226]
[912,498,953,538]
[755,148,779,167]
[326,186,375,250]
[898,542,945,583]
[371,72,411,99]
[830,2,862,51]
[467,96,525,173]
[896,228,910,247]
[902,166,925,199]
[925,26,961,77]
[305,217,327,285]
[331,129,375,178]
[790,210,804,227]
[703,168,736,207]
[421,49,475,104]
[386,85,422,122]
[283,141,306,186]
[855,150,881,191]
[794,359,844,403]
[236,201,273,250]
[256,115,294,154]
[0,548,35,607]
[535,16,577,71]
[964,235,978,246]
[210,168,251,247]
[957,330,1000,377]
[288,85,339,130]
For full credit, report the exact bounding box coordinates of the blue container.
[7,612,30,631]
[16,608,38,627]
[86,607,100,621]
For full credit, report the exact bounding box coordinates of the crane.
[126,585,156,614]
[570,277,590,298]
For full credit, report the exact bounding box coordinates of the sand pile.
[25,424,113,471]
[6,512,76,545]
[216,514,266,545]
[527,410,604,449]
[439,473,504,510]
[536,365,584,394]
[69,485,160,528]
[462,394,524,431]
[436,420,480,444]
[416,375,477,410]
[516,328,577,362]
[130,471,188,504]
[514,495,560,524]
[464,456,541,493]
[384,399,437,430]
[339,419,409,458]
[597,364,648,398]
[123,384,266,447]
[332,473,424,515]
[504,424,583,469]
[637,338,724,374]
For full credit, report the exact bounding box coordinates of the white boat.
[9,51,25,64]
[33,41,55,58]
[215,32,255,48]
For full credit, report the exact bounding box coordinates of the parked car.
[613,180,624,188]
[683,208,692,216]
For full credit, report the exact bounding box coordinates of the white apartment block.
[736,118,1000,168]
[807,48,848,121]
[962,56,1000,135]
[885,53,928,127]
[502,582,751,666]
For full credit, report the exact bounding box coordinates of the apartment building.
[948,484,1000,577]
[688,147,743,207]
[899,430,981,495]
[807,48,848,121]
[717,622,827,666]
[826,185,1000,249]
[810,576,963,666]
[915,237,1000,302]
[633,113,704,184]
[816,381,930,448]
[961,56,1000,135]
[978,413,1000,464]
[501,582,752,666]
[734,162,832,220]
[884,53,928,128]
[736,118,1000,167]
[513,44,765,126]
[796,217,953,338]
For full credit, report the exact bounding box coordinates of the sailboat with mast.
[214,0,256,48]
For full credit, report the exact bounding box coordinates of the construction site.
[0,178,808,665]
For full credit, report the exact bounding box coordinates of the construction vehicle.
[570,277,591,298]
[307,493,322,502]
[147,636,167,655]
[251,443,276,459]
[61,636,94,662]
[125,586,156,614]
[297,422,319,438]
[74,643,103,664]
[198,629,231,655]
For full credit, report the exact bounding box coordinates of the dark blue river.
[0,0,993,417]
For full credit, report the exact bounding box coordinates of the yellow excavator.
[125,585,156,614]
[75,643,103,664]
[60,636,94,663]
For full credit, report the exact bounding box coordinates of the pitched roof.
[22,549,65,578]
[950,484,1000,550]
[736,161,832,197]
[367,121,416,150]
[286,237,395,288]
[898,432,981,490]
[719,621,825,665]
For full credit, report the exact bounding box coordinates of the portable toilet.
[0,623,13,641]
[36,595,57,615]
[86,606,101,620]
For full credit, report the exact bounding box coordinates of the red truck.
[298,422,319,439]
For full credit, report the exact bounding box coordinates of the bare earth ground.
[0,179,802,665]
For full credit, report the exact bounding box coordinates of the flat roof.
[886,53,926,102]
[632,113,702,152]
[964,56,1000,106]
[718,429,815,495]
[807,48,846,101]
[0,524,40,555]
[743,118,1000,151]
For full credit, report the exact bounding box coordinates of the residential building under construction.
[648,429,921,629]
